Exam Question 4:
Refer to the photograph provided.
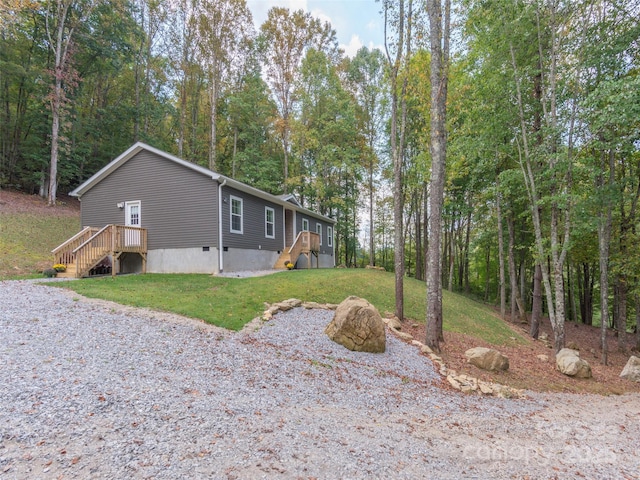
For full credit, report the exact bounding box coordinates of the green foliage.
[43,268,57,278]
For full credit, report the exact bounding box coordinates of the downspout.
[217,177,227,273]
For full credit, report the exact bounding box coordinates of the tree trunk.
[497,189,506,319]
[208,72,218,171]
[530,262,542,338]
[425,0,450,352]
[507,213,527,322]
[598,148,614,365]
[48,76,61,206]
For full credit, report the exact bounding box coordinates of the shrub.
[53,263,66,272]
[43,268,58,278]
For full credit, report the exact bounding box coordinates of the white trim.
[302,218,309,232]
[265,206,275,239]
[230,195,243,234]
[327,226,333,248]
[316,223,322,245]
[125,200,141,226]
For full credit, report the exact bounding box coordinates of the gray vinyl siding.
[296,214,334,256]
[221,186,283,251]
[79,151,218,249]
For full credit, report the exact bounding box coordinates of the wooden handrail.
[54,225,148,278]
[73,224,111,254]
[288,231,320,267]
[52,226,95,254]
[52,226,99,266]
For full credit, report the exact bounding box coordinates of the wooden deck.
[52,225,147,278]
[274,231,320,269]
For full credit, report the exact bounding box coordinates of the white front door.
[125,201,141,246]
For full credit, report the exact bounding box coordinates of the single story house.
[56,142,335,276]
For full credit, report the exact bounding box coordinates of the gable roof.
[70,142,335,224]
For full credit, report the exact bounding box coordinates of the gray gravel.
[1,281,639,479]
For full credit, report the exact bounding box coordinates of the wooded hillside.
[1,0,639,356]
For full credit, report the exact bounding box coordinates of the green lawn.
[0,213,79,278]
[58,269,523,344]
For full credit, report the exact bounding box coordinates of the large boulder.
[620,356,640,382]
[465,347,509,371]
[325,296,386,353]
[556,348,592,378]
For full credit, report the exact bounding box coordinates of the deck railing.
[53,225,147,278]
[288,231,320,268]
[52,226,100,266]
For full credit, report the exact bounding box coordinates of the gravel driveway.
[1,281,639,479]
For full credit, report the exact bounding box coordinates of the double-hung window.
[316,223,322,245]
[302,218,309,231]
[265,207,275,239]
[327,226,333,247]
[230,196,243,234]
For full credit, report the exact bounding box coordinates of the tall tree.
[197,0,253,171]
[383,0,412,322]
[345,47,388,267]
[260,7,337,190]
[425,0,450,351]
[44,0,99,205]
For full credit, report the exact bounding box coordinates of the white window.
[230,196,243,234]
[302,218,309,231]
[327,226,333,247]
[265,207,275,239]
[316,223,322,245]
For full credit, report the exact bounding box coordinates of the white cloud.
[342,34,364,58]
[247,0,313,31]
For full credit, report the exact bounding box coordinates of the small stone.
[302,301,324,310]
[385,316,402,330]
[478,381,493,395]
[393,331,413,341]
[420,344,434,355]
[536,354,549,362]
[446,375,462,390]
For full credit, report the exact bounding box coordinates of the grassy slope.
[60,270,523,344]
[0,213,80,278]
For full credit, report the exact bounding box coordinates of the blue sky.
[245,0,386,57]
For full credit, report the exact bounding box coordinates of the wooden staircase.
[273,231,320,270]
[52,225,147,278]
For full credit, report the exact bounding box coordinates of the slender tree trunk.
[425,0,450,352]
[48,76,61,206]
[369,152,375,266]
[530,263,542,338]
[497,188,506,319]
[208,72,218,171]
[598,148,614,364]
[507,212,527,322]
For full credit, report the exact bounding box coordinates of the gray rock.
[620,356,640,382]
[325,296,386,353]
[465,347,509,371]
[556,348,592,378]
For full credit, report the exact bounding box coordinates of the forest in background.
[1,0,639,355]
